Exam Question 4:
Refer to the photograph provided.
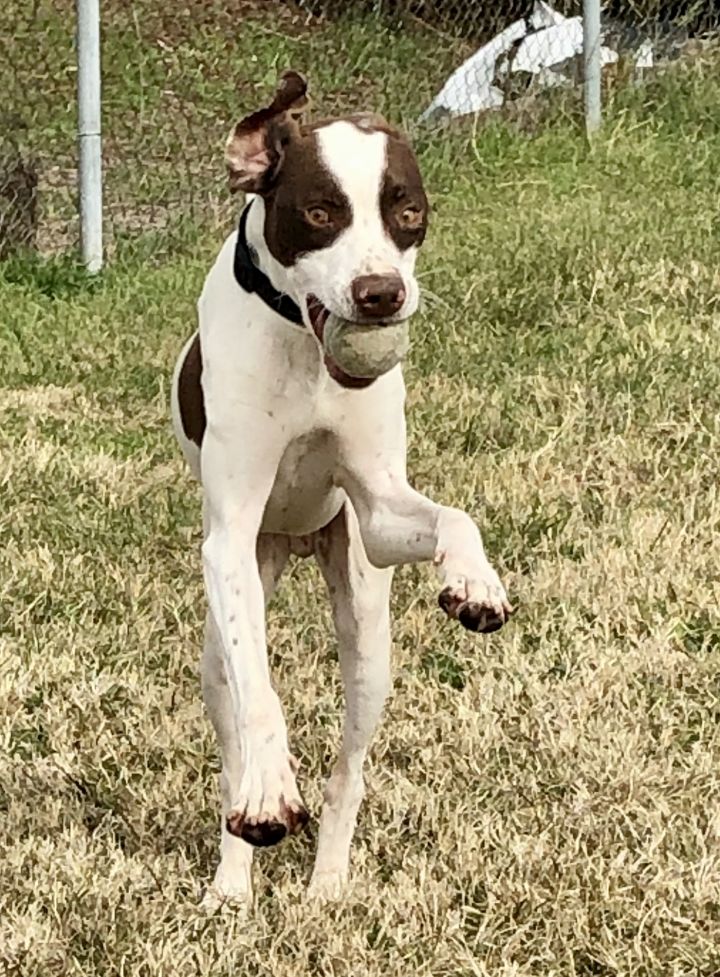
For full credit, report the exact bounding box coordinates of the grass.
[2,4,720,975]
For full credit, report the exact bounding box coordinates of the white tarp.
[421,1,649,121]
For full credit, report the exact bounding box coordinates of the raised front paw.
[438,565,513,634]
[306,868,348,903]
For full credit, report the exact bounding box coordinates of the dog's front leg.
[339,467,512,632]
[201,429,308,850]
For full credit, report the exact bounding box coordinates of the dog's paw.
[438,565,513,633]
[307,869,348,903]
[200,883,252,915]
[200,859,253,914]
[226,798,309,848]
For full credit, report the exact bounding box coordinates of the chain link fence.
[1,0,718,266]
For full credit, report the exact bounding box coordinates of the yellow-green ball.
[323,315,410,379]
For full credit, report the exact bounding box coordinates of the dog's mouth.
[306,294,331,343]
[306,294,375,390]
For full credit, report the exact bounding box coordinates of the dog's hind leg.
[308,504,393,900]
[201,533,291,912]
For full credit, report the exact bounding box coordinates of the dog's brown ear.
[225,70,309,194]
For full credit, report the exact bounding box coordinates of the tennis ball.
[323,315,410,379]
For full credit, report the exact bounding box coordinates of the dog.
[170,70,512,908]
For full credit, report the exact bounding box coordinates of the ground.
[1,5,720,976]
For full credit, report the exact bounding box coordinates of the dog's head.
[226,71,428,336]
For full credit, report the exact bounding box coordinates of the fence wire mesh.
[2,1,73,260]
[1,0,719,262]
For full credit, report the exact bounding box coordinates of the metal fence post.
[583,0,602,135]
[77,0,103,272]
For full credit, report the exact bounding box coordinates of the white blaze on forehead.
[314,121,387,222]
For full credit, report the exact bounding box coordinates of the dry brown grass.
[2,299,720,973]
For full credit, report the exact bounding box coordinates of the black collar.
[233,203,305,328]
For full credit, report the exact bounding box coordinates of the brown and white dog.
[170,71,512,908]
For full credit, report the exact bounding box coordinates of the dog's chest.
[261,428,344,536]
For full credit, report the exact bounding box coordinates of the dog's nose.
[351,273,406,320]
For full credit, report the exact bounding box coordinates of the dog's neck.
[242,196,303,321]
[235,199,304,326]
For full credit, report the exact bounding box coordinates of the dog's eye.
[305,206,331,227]
[399,205,423,229]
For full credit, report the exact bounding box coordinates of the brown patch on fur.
[380,131,428,251]
[262,132,352,267]
[178,334,205,447]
